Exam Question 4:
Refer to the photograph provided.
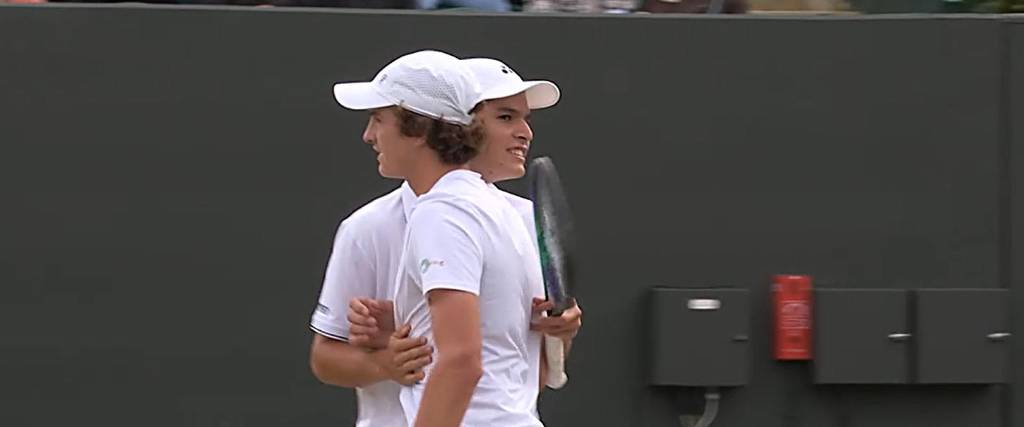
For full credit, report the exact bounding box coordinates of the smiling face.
[468,93,534,183]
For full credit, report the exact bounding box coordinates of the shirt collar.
[435,169,484,187]
[400,181,417,222]
[403,170,485,221]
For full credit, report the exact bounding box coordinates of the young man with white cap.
[308,49,484,427]
[332,47,524,427]
[380,59,582,427]
[460,57,583,386]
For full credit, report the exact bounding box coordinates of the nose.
[515,120,534,144]
[362,118,375,145]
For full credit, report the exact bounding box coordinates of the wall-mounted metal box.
[814,289,911,384]
[915,288,1010,384]
[649,288,749,386]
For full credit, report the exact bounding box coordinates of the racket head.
[527,156,576,316]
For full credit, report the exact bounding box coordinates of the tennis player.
[309,49,482,427]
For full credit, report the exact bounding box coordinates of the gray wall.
[1009,16,1023,427]
[0,5,1017,426]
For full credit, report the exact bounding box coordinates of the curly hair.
[396,107,484,165]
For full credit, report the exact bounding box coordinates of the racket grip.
[544,334,568,389]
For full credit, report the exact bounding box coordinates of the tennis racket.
[528,156,576,389]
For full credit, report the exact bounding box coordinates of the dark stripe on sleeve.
[310,325,349,342]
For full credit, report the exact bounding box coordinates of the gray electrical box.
[649,288,749,386]
[814,289,911,384]
[915,288,1010,384]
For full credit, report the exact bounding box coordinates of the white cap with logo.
[462,58,560,110]
[333,50,483,126]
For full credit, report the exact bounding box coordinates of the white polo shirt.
[393,170,545,427]
[310,182,417,427]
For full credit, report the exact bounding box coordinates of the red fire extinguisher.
[773,274,813,360]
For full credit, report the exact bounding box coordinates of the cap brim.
[522,80,560,110]
[333,82,394,110]
[480,80,561,110]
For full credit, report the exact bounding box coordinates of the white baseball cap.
[333,50,483,126]
[462,58,560,110]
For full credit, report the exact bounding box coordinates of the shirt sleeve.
[309,219,376,342]
[407,200,485,296]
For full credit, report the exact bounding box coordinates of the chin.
[378,165,400,179]
[495,168,526,183]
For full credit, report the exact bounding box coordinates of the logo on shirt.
[316,303,331,316]
[420,258,445,274]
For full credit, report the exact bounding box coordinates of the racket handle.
[544,334,568,389]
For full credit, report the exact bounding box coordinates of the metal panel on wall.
[814,289,910,384]
[915,289,1010,384]
[649,288,750,387]
[0,6,1009,427]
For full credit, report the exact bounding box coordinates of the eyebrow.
[497,106,527,117]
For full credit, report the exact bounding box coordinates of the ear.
[409,135,430,148]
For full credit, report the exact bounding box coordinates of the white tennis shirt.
[311,176,543,427]
[393,170,545,427]
[310,182,416,427]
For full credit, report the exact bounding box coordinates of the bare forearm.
[414,360,481,427]
[416,289,482,426]
[310,334,388,388]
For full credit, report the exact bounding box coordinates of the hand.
[348,298,395,349]
[379,324,433,386]
[530,297,582,344]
